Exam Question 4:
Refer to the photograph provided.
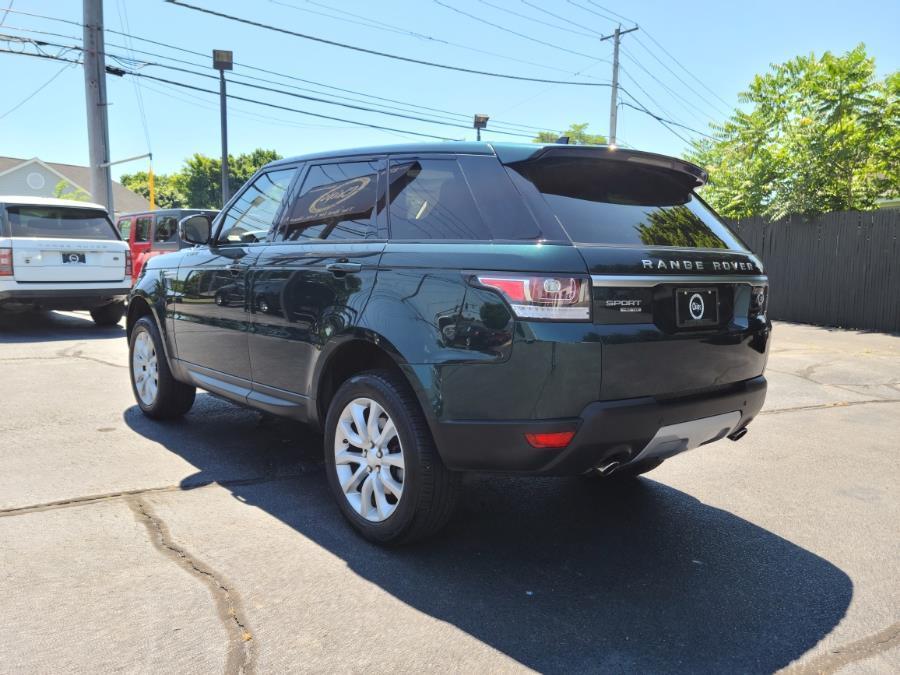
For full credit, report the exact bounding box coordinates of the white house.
[0,156,149,215]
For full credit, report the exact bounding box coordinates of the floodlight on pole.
[473,114,489,142]
[213,49,233,206]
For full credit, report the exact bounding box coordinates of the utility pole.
[82,0,113,212]
[601,25,638,147]
[213,50,233,207]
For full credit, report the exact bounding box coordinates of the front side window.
[388,159,488,240]
[506,156,744,249]
[217,168,296,244]
[117,218,131,240]
[7,207,118,240]
[134,216,151,243]
[154,215,178,243]
[282,161,382,241]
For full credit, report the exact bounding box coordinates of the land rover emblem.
[68,254,80,263]
[689,293,705,320]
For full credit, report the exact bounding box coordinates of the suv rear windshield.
[506,156,743,249]
[6,206,118,240]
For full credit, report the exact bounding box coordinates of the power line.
[122,55,538,137]
[266,0,600,79]
[164,0,610,86]
[583,1,633,24]
[0,1,13,27]
[133,72,459,141]
[639,29,733,110]
[565,0,619,26]
[520,0,605,37]
[5,30,539,138]
[2,21,560,135]
[0,46,459,141]
[433,0,601,62]
[115,0,151,153]
[564,1,732,116]
[0,60,72,119]
[631,34,730,116]
[620,47,718,122]
[477,0,602,40]
[572,1,732,110]
[618,95,714,142]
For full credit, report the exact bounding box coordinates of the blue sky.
[1,0,897,181]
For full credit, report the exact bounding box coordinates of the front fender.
[128,267,176,365]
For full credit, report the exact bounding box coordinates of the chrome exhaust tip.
[728,426,748,442]
[595,460,622,476]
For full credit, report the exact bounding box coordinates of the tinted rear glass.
[388,158,490,240]
[506,157,743,249]
[7,206,118,240]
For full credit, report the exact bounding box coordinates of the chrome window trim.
[591,274,768,287]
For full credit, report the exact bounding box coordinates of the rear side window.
[387,158,489,240]
[6,207,117,240]
[117,218,131,239]
[154,215,178,243]
[134,216,151,242]
[283,161,382,241]
[506,157,743,249]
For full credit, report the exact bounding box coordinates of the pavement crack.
[760,399,900,415]
[782,621,900,674]
[127,496,255,675]
[0,472,309,518]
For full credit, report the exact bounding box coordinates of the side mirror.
[178,214,212,246]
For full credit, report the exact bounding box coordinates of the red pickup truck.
[116,208,218,283]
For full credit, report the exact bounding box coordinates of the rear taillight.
[125,250,133,278]
[477,275,591,321]
[750,285,768,316]
[0,248,12,276]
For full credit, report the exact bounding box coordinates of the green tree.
[53,180,91,202]
[121,149,283,210]
[119,171,186,209]
[534,122,606,145]
[689,45,899,219]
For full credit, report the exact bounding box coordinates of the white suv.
[0,196,132,325]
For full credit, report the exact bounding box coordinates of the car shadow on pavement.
[124,395,852,673]
[0,310,123,342]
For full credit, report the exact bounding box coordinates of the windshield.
[506,157,743,249]
[6,206,118,240]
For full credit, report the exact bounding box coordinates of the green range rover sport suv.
[127,142,770,543]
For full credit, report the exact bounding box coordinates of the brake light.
[525,431,576,449]
[477,275,591,320]
[125,250,133,278]
[0,248,12,276]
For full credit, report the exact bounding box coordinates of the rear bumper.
[0,286,128,309]
[433,375,767,475]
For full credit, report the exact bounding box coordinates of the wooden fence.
[729,210,899,333]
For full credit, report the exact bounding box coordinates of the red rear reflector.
[525,431,575,449]
[0,248,12,276]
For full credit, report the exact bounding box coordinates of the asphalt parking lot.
[1,312,898,674]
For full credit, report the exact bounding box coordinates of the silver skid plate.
[631,411,741,464]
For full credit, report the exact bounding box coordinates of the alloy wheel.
[334,397,405,522]
[132,330,159,405]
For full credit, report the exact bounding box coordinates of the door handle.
[326,262,362,274]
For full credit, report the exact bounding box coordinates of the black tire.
[90,301,125,326]
[324,370,460,545]
[129,315,196,419]
[586,458,664,481]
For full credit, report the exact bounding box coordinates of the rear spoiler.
[492,144,708,188]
